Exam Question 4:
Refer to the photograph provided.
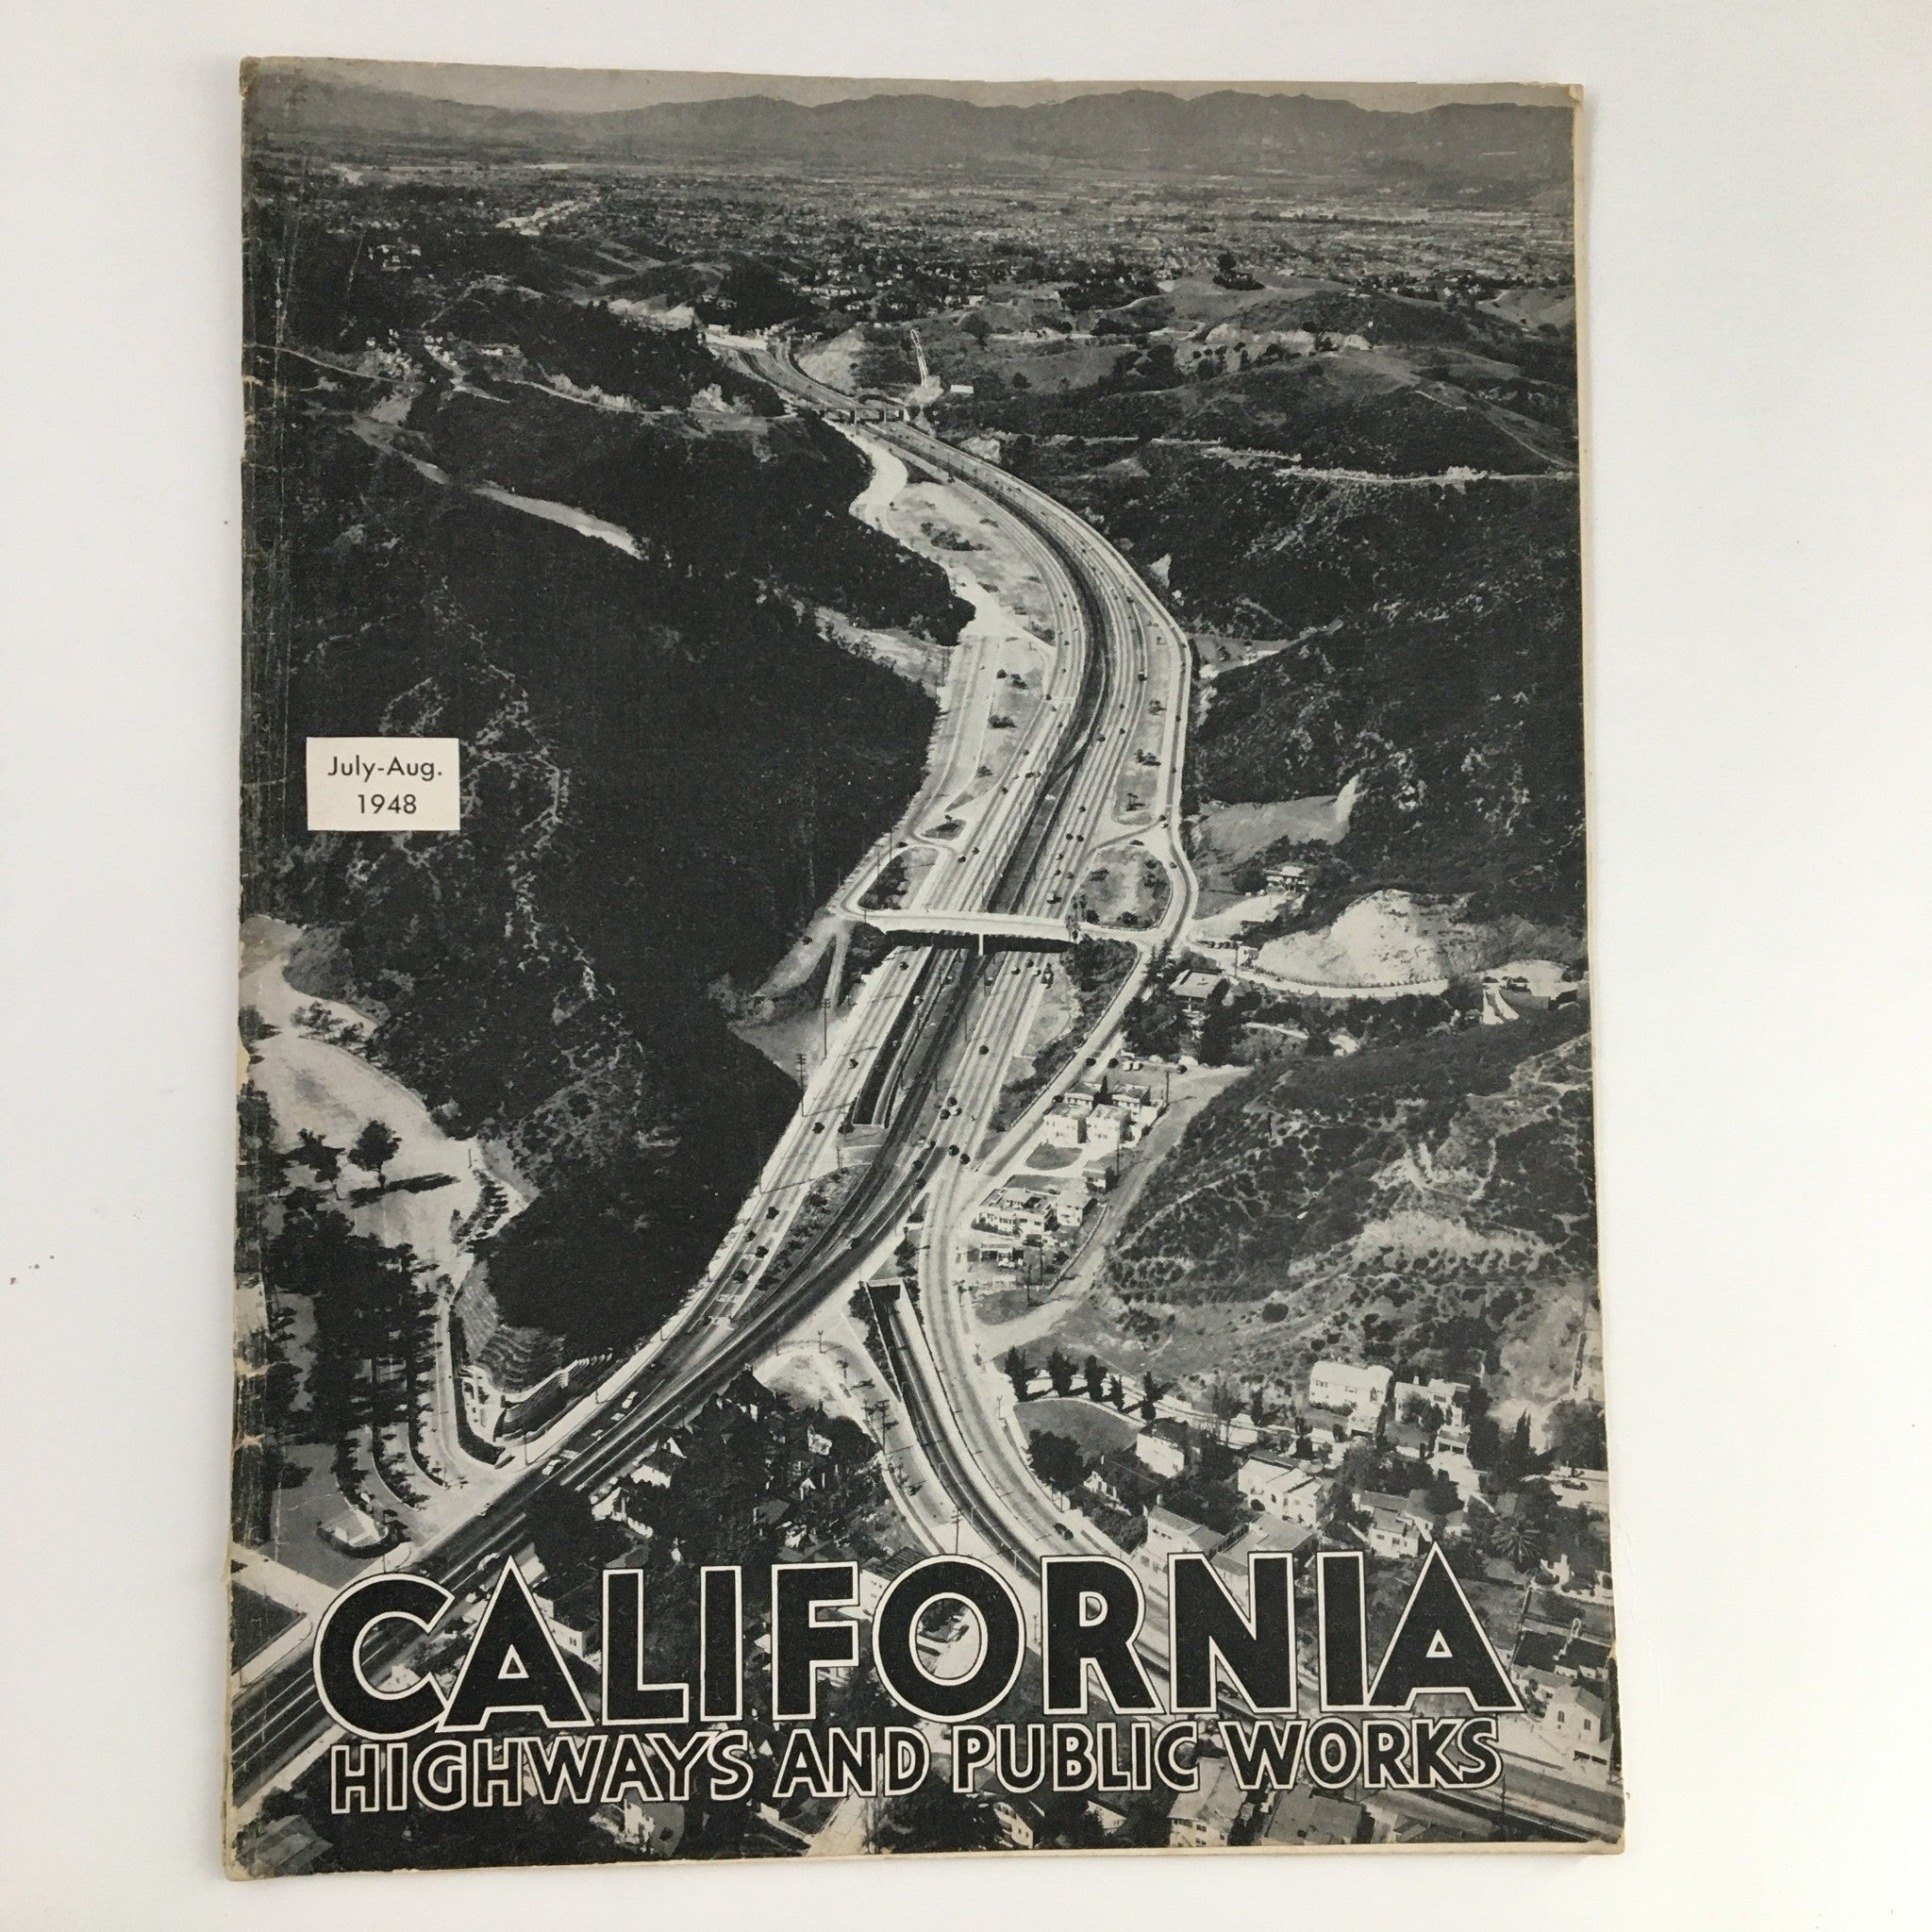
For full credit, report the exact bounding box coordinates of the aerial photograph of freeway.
[229,60,1617,1873]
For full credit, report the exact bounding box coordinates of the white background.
[3,3,1926,1924]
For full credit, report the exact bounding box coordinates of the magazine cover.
[230,58,1617,1873]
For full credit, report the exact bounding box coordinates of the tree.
[1321,1480,1362,1536]
[1138,1373,1165,1422]
[1082,1354,1105,1402]
[1107,1374,1125,1410]
[349,1119,402,1188]
[1002,1348,1031,1401]
[1425,1471,1463,1516]
[1401,1394,1446,1434]
[1046,1348,1076,1398]
[531,1489,614,1596]
[289,1129,341,1195]
[1545,1399,1608,1470]
[1207,1374,1244,1437]
[1495,1411,1541,1483]
[1249,1387,1269,1427]
[1490,1512,1545,1573]
[1027,1430,1087,1493]
[1196,1000,1240,1067]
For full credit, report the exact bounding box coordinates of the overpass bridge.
[857,908,1077,949]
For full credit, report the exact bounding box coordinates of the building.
[1260,1788,1371,1848]
[1167,1753,1247,1848]
[593,1793,687,1857]
[1393,1376,1470,1423]
[1307,1360,1392,1427]
[1355,1488,1451,1560]
[1365,1506,1423,1560]
[1213,1511,1318,1586]
[1083,1451,1148,1512]
[1172,971,1225,1007]
[454,1275,595,1445]
[544,1580,601,1662]
[1303,1404,1361,1452]
[1510,1598,1615,1703]
[1136,1504,1225,1577]
[974,1188,1054,1241]
[1237,1453,1324,1526]
[1539,1684,1614,1783]
[1039,1105,1084,1148]
[1134,1420,1191,1479]
[991,1797,1045,1848]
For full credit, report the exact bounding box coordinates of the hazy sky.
[271,59,1572,115]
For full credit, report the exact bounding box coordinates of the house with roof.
[1136,1504,1227,1577]
[1171,971,1225,1007]
[1307,1360,1392,1430]
[1134,1419,1193,1480]
[543,1579,602,1662]
[1167,1753,1248,1848]
[1538,1683,1614,1784]
[1111,1083,1163,1129]
[1302,1405,1362,1455]
[974,1188,1054,1241]
[1430,1416,1477,1491]
[244,1814,330,1876]
[1260,1788,1372,1848]
[992,1796,1047,1849]
[1083,1102,1129,1156]
[1393,1376,1470,1424]
[1237,1452,1324,1526]
[1213,1511,1318,1585]
[1354,1488,1453,1560]
[1510,1593,1615,1703]
[1084,1450,1152,1514]
[1365,1505,1423,1560]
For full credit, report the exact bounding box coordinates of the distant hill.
[244,67,1571,203]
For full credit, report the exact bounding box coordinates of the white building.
[1135,1423,1190,1479]
[1539,1684,1614,1784]
[1237,1454,1324,1526]
[1307,1360,1392,1426]
[1168,1754,1247,1848]
[1136,1505,1224,1577]
[974,1188,1053,1241]
[1365,1506,1423,1561]
[1393,1376,1470,1423]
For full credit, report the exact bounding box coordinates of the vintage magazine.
[230,58,1617,1874]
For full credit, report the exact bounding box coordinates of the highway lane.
[232,338,1153,1803]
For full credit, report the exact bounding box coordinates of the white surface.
[2,2,1926,1925]
[305,739,461,831]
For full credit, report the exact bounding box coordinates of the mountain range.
[244,67,1572,201]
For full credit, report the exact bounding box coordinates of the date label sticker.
[307,738,461,831]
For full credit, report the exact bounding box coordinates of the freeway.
[735,331,1204,1664]
[231,324,1184,1804]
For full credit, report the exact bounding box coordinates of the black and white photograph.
[229,58,1611,1871]
[3,3,1926,1926]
